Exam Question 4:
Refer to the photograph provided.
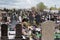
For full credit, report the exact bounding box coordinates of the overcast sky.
[0,0,60,9]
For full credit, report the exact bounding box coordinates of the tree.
[31,7,37,12]
[58,7,60,10]
[37,2,47,11]
[50,7,57,10]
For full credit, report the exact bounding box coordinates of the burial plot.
[41,21,56,40]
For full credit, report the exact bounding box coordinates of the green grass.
[37,33,60,38]
[54,33,60,38]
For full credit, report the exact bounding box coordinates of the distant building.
[44,9,59,13]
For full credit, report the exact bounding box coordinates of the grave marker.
[41,21,56,40]
[1,24,8,40]
[15,24,22,40]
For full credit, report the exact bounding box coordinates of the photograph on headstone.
[0,0,60,40]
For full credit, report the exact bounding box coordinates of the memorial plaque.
[41,21,56,40]
[1,24,8,40]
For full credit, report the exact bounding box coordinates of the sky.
[0,0,60,9]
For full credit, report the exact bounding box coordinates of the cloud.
[0,0,60,9]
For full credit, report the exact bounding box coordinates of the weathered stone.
[41,21,56,40]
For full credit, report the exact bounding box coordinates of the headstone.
[15,24,22,40]
[3,17,7,22]
[41,21,56,40]
[0,17,2,22]
[1,24,8,40]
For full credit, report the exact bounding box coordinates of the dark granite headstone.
[15,24,22,40]
[1,24,8,40]
[2,16,7,22]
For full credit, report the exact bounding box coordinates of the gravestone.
[0,17,2,22]
[41,21,56,40]
[1,24,8,40]
[3,16,7,22]
[15,24,22,40]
